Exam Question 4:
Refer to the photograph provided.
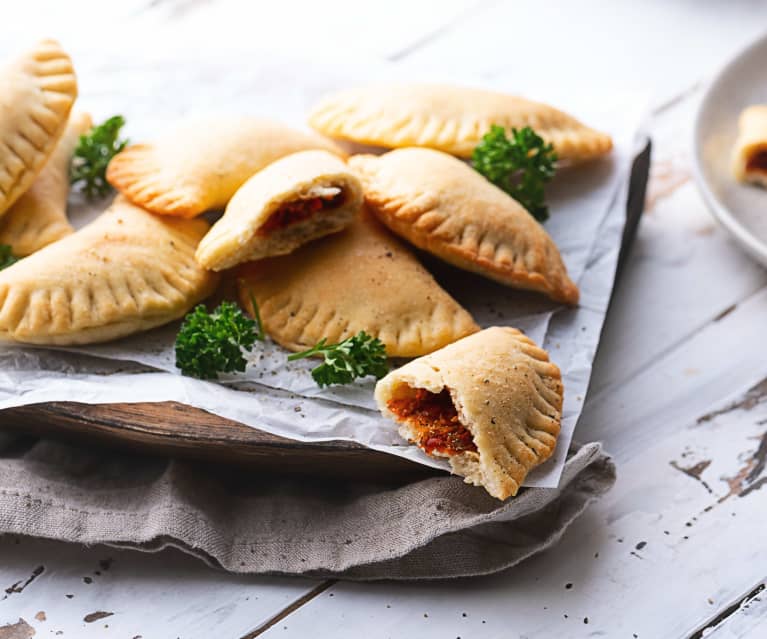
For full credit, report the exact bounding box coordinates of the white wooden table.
[2,2,767,637]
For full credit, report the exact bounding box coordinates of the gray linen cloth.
[0,433,614,580]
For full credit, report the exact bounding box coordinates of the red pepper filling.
[258,192,345,236]
[387,388,477,456]
[746,150,767,174]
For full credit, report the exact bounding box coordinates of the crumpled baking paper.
[0,53,645,486]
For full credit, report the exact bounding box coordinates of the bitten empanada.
[106,117,344,218]
[732,105,767,187]
[308,84,612,163]
[0,198,219,345]
[0,112,92,256]
[350,148,579,304]
[196,150,362,270]
[375,326,562,499]
[0,39,77,217]
[237,210,479,357]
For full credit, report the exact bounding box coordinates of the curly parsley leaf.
[175,301,260,380]
[471,124,557,222]
[70,115,129,199]
[288,331,388,387]
[0,245,17,271]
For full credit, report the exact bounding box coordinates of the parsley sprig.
[288,331,388,387]
[0,245,17,270]
[70,115,129,199]
[175,301,263,380]
[471,125,557,222]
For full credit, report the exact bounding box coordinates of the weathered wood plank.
[257,374,767,638]
[402,0,767,104]
[0,537,321,638]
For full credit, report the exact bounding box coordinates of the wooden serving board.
[0,145,651,477]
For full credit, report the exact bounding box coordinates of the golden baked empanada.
[106,117,344,218]
[237,210,479,357]
[0,39,77,217]
[375,326,562,499]
[308,84,612,163]
[732,105,767,187]
[0,112,91,256]
[350,148,579,304]
[196,150,362,270]
[0,197,219,345]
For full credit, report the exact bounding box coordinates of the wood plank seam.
[688,582,766,638]
[589,283,767,409]
[239,580,337,638]
[386,0,498,61]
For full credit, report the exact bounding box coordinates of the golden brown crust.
[375,326,563,499]
[350,148,579,304]
[236,209,479,357]
[196,150,363,270]
[732,105,767,187]
[0,39,78,217]
[308,84,612,163]
[0,112,92,256]
[106,117,345,218]
[0,197,219,345]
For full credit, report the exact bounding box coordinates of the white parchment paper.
[0,52,646,487]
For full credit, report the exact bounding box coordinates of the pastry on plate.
[350,148,579,304]
[0,112,92,256]
[0,197,218,345]
[308,84,612,163]
[0,39,77,218]
[196,150,362,270]
[237,210,479,357]
[732,104,767,187]
[106,117,344,218]
[375,326,562,499]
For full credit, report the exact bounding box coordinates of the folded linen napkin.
[0,433,613,580]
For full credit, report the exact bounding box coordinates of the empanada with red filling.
[196,150,362,270]
[375,326,562,499]
[732,105,767,188]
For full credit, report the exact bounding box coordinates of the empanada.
[350,148,579,304]
[0,197,219,345]
[375,326,562,499]
[0,39,77,217]
[0,112,92,256]
[106,117,344,218]
[196,150,362,270]
[308,84,612,163]
[732,105,767,187]
[237,210,479,357]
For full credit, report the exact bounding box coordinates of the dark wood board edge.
[0,402,436,481]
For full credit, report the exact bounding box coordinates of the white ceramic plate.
[693,32,767,266]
